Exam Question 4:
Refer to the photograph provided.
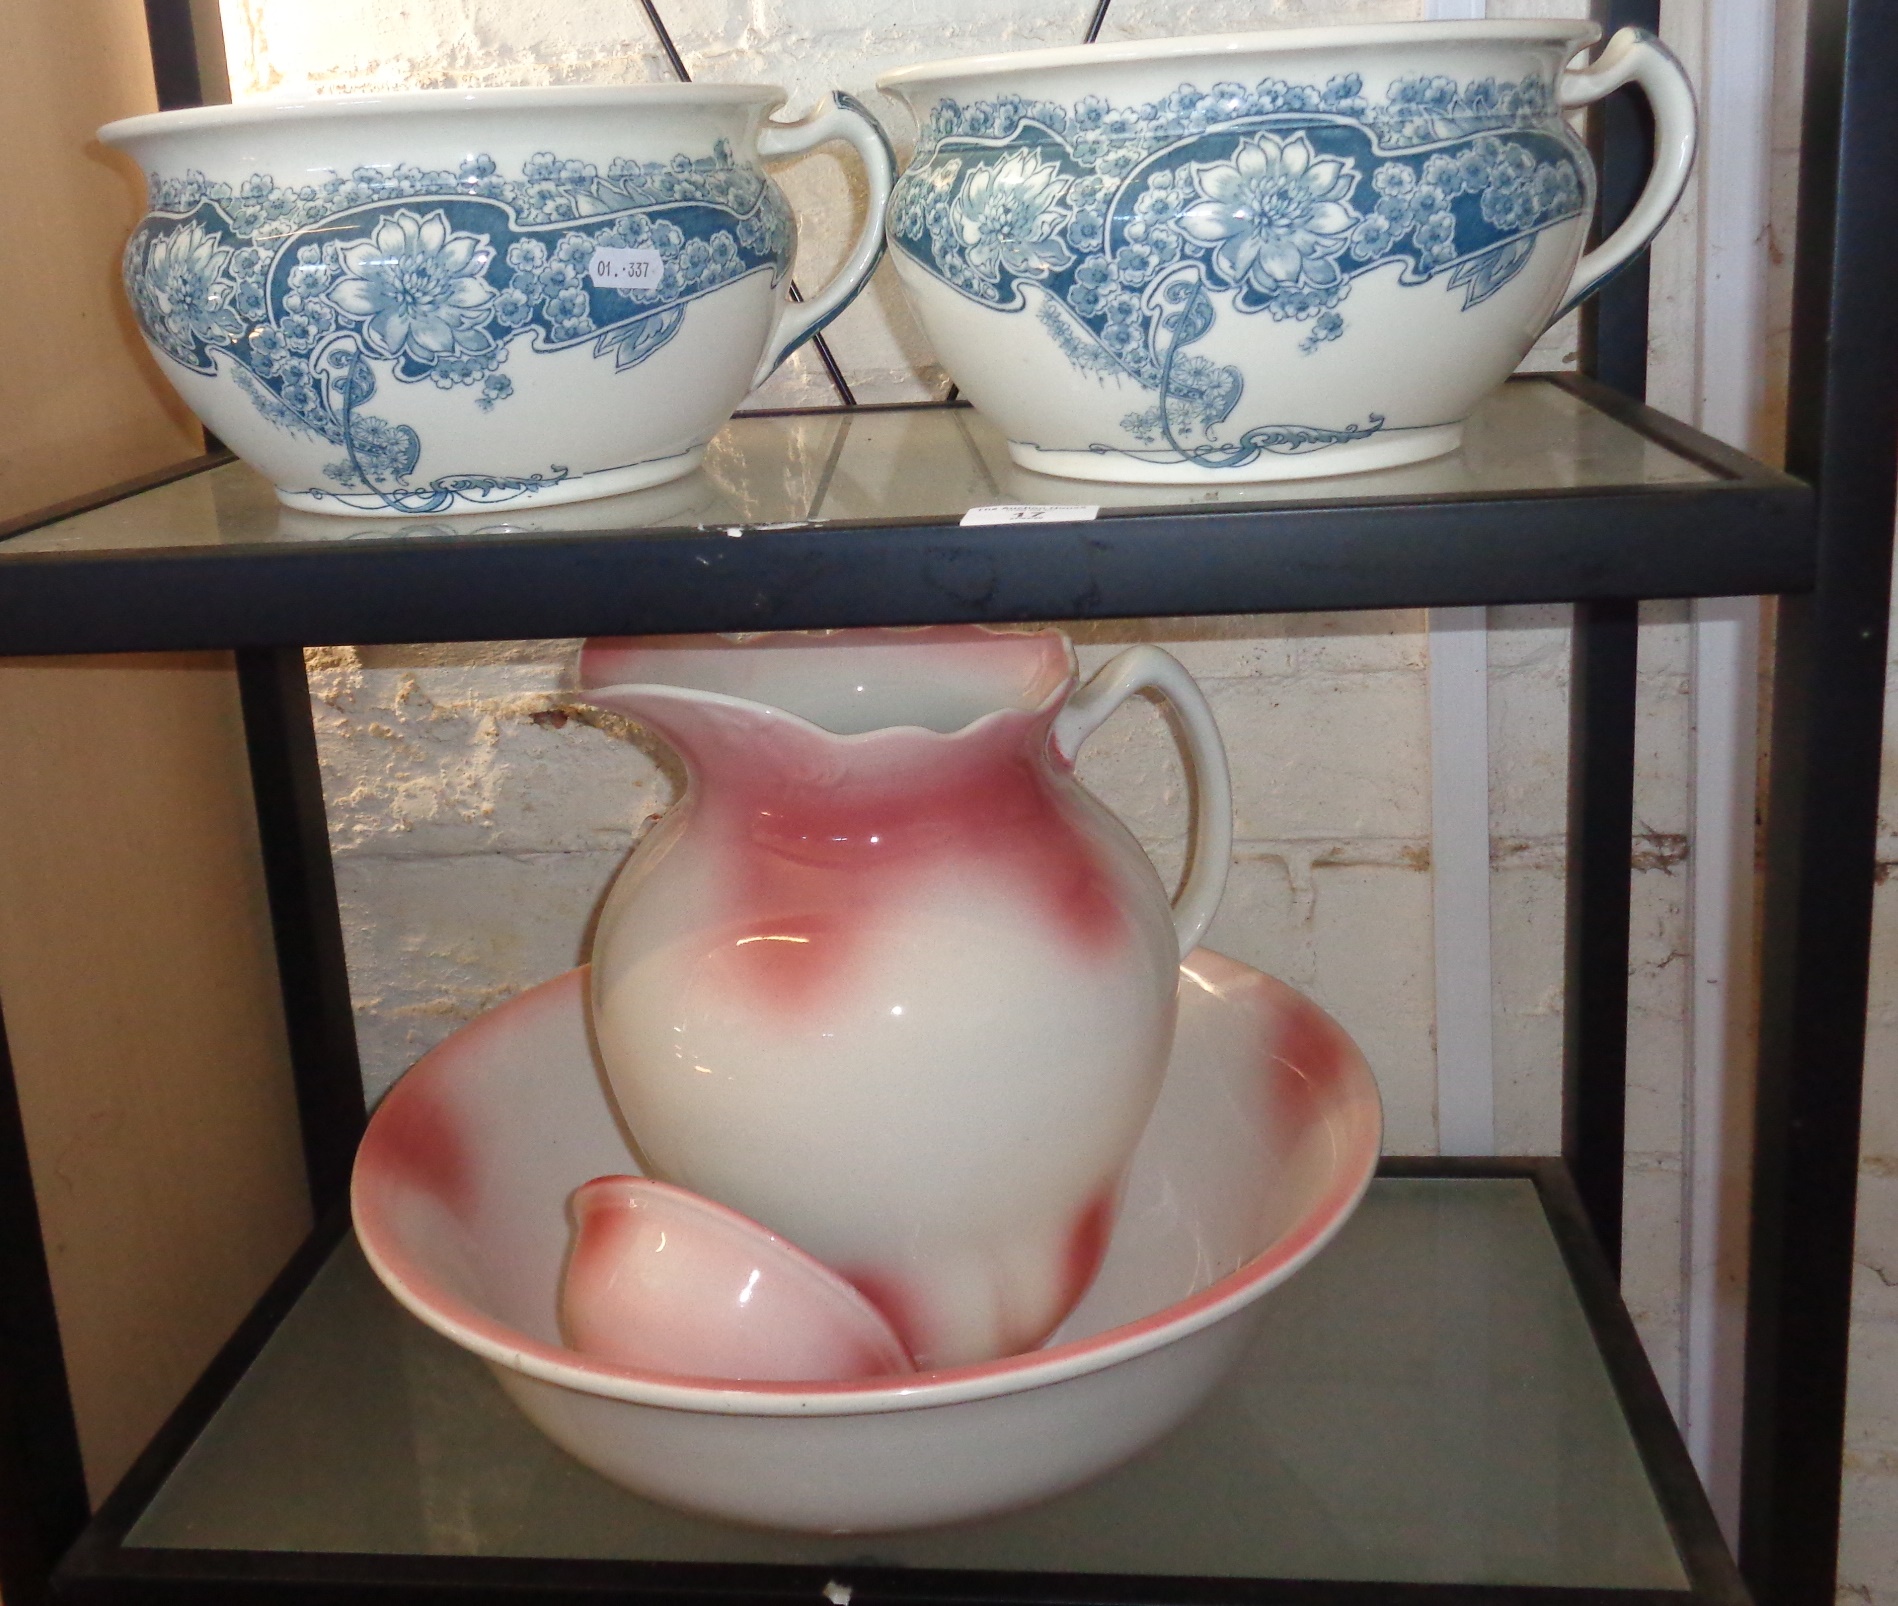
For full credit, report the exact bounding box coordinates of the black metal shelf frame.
[0,0,1890,1603]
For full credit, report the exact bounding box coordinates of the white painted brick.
[1626,863,1689,1157]
[1206,673,1431,842]
[1635,600,1693,839]
[1067,618,1299,683]
[1486,603,1573,671]
[1487,647,1569,842]
[1622,1155,1684,1414]
[1304,859,1436,1153]
[1489,857,1563,1156]
[1841,1451,1898,1602]
[1200,847,1310,988]
[308,648,675,860]
[221,0,675,96]
[1848,1311,1898,1454]
[1855,1170,1898,1328]
[1863,877,1898,1162]
[1293,610,1429,677]
[1071,685,1191,852]
[337,848,629,1101]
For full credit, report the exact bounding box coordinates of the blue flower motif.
[1178,132,1357,294]
[279,308,333,351]
[1413,210,1459,263]
[1066,208,1105,252]
[545,286,594,341]
[287,259,333,296]
[1321,74,1366,114]
[132,220,245,363]
[1203,83,1250,122]
[1373,163,1416,199]
[1465,79,1502,117]
[950,149,1076,282]
[278,375,320,415]
[1455,144,1493,192]
[1114,243,1160,286]
[492,287,534,327]
[326,209,499,367]
[538,261,581,298]
[1348,211,1395,261]
[230,245,270,282]
[1423,153,1465,196]
[248,323,288,372]
[1134,176,1182,226]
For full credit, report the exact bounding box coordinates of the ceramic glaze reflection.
[577,627,1232,1368]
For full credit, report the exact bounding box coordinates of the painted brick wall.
[1846,525,1898,1606]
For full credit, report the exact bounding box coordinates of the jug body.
[580,628,1213,1368]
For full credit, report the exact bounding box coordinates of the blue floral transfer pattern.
[890,72,1588,469]
[123,144,794,510]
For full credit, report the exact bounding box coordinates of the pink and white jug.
[577,627,1231,1367]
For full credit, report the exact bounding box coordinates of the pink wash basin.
[351,950,1381,1532]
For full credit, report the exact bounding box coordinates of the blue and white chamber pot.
[879,21,1694,484]
[102,84,893,515]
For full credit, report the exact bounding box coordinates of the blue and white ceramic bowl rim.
[878,19,1601,91]
[98,81,791,146]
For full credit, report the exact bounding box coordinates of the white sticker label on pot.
[588,247,665,291]
[959,504,1099,526]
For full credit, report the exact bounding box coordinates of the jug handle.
[752,92,897,389]
[1550,27,1697,322]
[1052,646,1233,960]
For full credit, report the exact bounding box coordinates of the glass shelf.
[10,378,1711,558]
[62,1173,1735,1604]
[0,377,1807,655]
